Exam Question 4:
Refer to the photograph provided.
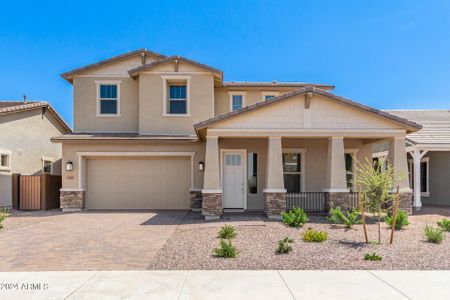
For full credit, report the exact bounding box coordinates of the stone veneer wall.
[398,192,413,214]
[264,192,286,216]
[202,193,222,218]
[325,192,355,211]
[190,190,202,211]
[60,190,85,210]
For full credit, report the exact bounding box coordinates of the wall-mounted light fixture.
[198,161,204,171]
[65,161,73,171]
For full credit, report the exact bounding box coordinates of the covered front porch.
[199,134,412,220]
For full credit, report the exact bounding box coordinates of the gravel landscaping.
[149,207,450,270]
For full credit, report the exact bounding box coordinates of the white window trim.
[261,91,280,101]
[282,148,306,192]
[0,149,12,171]
[95,80,121,117]
[345,149,359,191]
[408,157,430,197]
[41,156,53,174]
[161,75,191,117]
[228,91,247,111]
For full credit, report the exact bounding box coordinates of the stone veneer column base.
[60,190,85,212]
[325,192,354,211]
[264,192,286,219]
[398,192,413,214]
[202,193,222,220]
[190,190,203,212]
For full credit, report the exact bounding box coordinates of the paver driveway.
[0,210,187,271]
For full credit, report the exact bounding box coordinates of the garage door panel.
[86,157,191,209]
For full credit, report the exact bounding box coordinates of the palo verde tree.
[354,157,404,244]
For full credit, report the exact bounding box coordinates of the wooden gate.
[17,174,61,210]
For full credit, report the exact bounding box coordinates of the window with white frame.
[228,92,246,111]
[97,81,120,115]
[408,157,430,195]
[344,151,358,192]
[42,158,52,174]
[168,84,187,114]
[0,151,11,170]
[282,150,305,193]
[261,92,279,101]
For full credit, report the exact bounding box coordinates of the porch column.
[411,149,428,211]
[263,137,286,219]
[387,137,413,213]
[324,137,351,210]
[202,136,222,220]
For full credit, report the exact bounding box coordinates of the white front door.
[223,151,245,209]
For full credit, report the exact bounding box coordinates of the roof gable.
[195,87,421,134]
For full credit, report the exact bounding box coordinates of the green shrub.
[0,209,8,229]
[327,207,361,228]
[437,219,450,232]
[385,210,410,230]
[218,224,237,239]
[276,237,294,254]
[302,228,328,243]
[424,225,445,244]
[364,252,382,261]
[214,239,237,258]
[282,207,309,228]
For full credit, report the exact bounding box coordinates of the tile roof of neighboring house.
[222,81,334,89]
[0,101,71,132]
[51,132,197,141]
[61,48,166,82]
[194,86,422,133]
[128,55,223,77]
[384,110,450,145]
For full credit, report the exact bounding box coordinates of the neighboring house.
[53,49,421,219]
[0,101,71,208]
[374,110,450,210]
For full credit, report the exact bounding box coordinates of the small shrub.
[326,207,361,228]
[214,239,237,258]
[0,209,8,229]
[302,228,328,243]
[282,207,309,228]
[364,252,382,261]
[424,225,445,244]
[218,224,237,239]
[276,237,294,254]
[437,219,450,232]
[385,210,410,230]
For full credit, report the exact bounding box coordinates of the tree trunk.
[377,209,382,244]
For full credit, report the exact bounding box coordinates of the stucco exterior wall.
[0,109,65,207]
[61,141,205,191]
[73,76,139,133]
[422,151,450,206]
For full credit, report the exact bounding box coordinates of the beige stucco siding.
[73,77,139,133]
[138,73,214,135]
[61,141,205,190]
[0,109,65,207]
[210,94,405,131]
[86,157,191,209]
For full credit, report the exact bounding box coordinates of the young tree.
[354,157,403,244]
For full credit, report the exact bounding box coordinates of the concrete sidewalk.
[0,270,448,299]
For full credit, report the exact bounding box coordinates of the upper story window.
[228,91,246,111]
[0,150,11,171]
[261,92,280,101]
[162,75,191,116]
[96,80,121,116]
[169,84,187,114]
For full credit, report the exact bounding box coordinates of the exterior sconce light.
[198,161,204,171]
[66,161,73,171]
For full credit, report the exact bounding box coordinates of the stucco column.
[325,137,348,192]
[263,137,286,218]
[202,136,222,220]
[388,137,412,213]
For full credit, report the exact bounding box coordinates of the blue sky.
[1,0,449,127]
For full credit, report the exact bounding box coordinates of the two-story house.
[53,49,421,220]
